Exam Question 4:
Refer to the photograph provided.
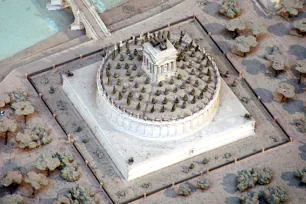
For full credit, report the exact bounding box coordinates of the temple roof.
[143,39,178,65]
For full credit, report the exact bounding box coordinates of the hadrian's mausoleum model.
[63,30,256,180]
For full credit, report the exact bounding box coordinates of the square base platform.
[62,62,255,180]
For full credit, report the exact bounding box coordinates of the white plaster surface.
[62,62,256,180]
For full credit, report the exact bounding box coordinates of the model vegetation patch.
[236,167,273,192]
[100,31,219,121]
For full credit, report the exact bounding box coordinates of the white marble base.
[62,63,256,180]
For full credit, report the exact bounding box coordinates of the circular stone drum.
[96,35,221,140]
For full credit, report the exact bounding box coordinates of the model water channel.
[0,0,124,61]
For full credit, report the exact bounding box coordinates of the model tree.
[1,170,23,193]
[24,171,48,197]
[11,101,34,123]
[36,152,60,175]
[219,0,242,19]
[16,125,53,149]
[294,167,306,184]
[133,49,138,56]
[263,186,288,204]
[0,194,24,204]
[276,0,304,19]
[0,93,10,108]
[120,54,124,61]
[171,104,176,112]
[234,36,258,57]
[177,183,191,196]
[0,117,18,145]
[276,83,295,103]
[197,179,210,190]
[292,19,306,37]
[240,192,259,204]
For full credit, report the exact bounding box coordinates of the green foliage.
[180,83,186,89]
[134,49,138,56]
[182,101,187,109]
[237,168,273,192]
[137,55,143,61]
[134,82,139,88]
[1,170,23,187]
[107,63,111,70]
[187,77,192,84]
[128,92,133,98]
[204,84,208,92]
[191,96,196,104]
[126,48,130,55]
[263,186,287,204]
[183,94,188,102]
[137,71,142,77]
[141,87,146,93]
[112,51,116,60]
[127,97,131,106]
[0,194,23,204]
[191,51,196,58]
[169,78,174,84]
[197,179,210,190]
[155,90,161,96]
[202,158,210,165]
[294,168,306,184]
[240,192,259,204]
[129,54,133,60]
[133,63,137,70]
[120,54,124,61]
[49,86,55,94]
[107,77,112,85]
[116,63,121,69]
[136,103,141,110]
[118,92,123,100]
[126,70,131,76]
[175,97,179,104]
[173,87,178,93]
[152,97,157,104]
[177,74,182,80]
[160,106,165,113]
[194,80,199,87]
[178,183,191,196]
[116,79,121,85]
[112,86,117,94]
[158,81,163,87]
[60,165,81,182]
[145,77,150,84]
[164,88,169,95]
[219,0,242,19]
[162,97,168,105]
[106,70,111,77]
[151,105,155,113]
[125,63,129,69]
[171,104,176,112]
[138,94,143,101]
[191,89,196,96]
[114,72,119,78]
[69,185,99,204]
[117,43,120,53]
[191,69,196,75]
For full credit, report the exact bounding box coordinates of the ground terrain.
[0,0,305,204]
